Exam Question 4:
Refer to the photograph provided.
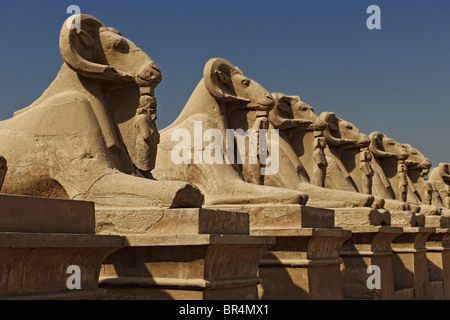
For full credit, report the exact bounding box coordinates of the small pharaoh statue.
[439,163,450,208]
[359,147,374,194]
[397,160,408,202]
[248,111,270,185]
[134,94,160,178]
[420,167,433,205]
[312,135,327,187]
[421,180,433,205]
[0,156,7,191]
[445,185,450,209]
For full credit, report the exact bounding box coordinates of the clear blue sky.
[0,0,449,167]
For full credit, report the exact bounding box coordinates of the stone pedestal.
[99,234,273,300]
[339,225,403,300]
[0,233,123,300]
[96,207,275,300]
[425,228,450,300]
[0,194,124,299]
[391,227,441,299]
[380,209,450,300]
[207,204,351,300]
[332,206,404,299]
[390,212,449,299]
[336,206,447,300]
[253,228,351,300]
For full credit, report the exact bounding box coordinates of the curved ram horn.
[203,58,249,103]
[269,93,292,128]
[60,14,129,82]
[320,112,343,146]
[369,131,395,158]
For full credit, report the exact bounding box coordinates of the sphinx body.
[318,112,372,193]
[369,132,443,215]
[402,144,440,206]
[315,113,412,210]
[153,58,306,206]
[255,93,376,209]
[429,163,450,209]
[369,132,410,202]
[0,14,203,208]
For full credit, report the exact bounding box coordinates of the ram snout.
[137,62,162,88]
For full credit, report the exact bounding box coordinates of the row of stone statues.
[0,13,448,219]
[2,13,450,301]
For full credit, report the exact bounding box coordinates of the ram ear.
[328,114,339,133]
[445,164,450,176]
[268,93,292,129]
[203,58,249,103]
[320,112,339,133]
[376,133,384,149]
[369,131,390,157]
[60,14,115,79]
[319,112,344,145]
[440,163,450,176]
[369,132,382,148]
[275,94,294,119]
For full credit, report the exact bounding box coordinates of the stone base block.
[206,204,334,230]
[408,213,450,228]
[419,204,442,216]
[333,208,387,227]
[387,211,448,229]
[423,215,450,228]
[96,207,250,235]
[0,194,95,234]
[390,211,417,227]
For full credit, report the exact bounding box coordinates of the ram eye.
[300,106,309,111]
[241,79,250,87]
[113,38,129,53]
[346,125,353,130]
